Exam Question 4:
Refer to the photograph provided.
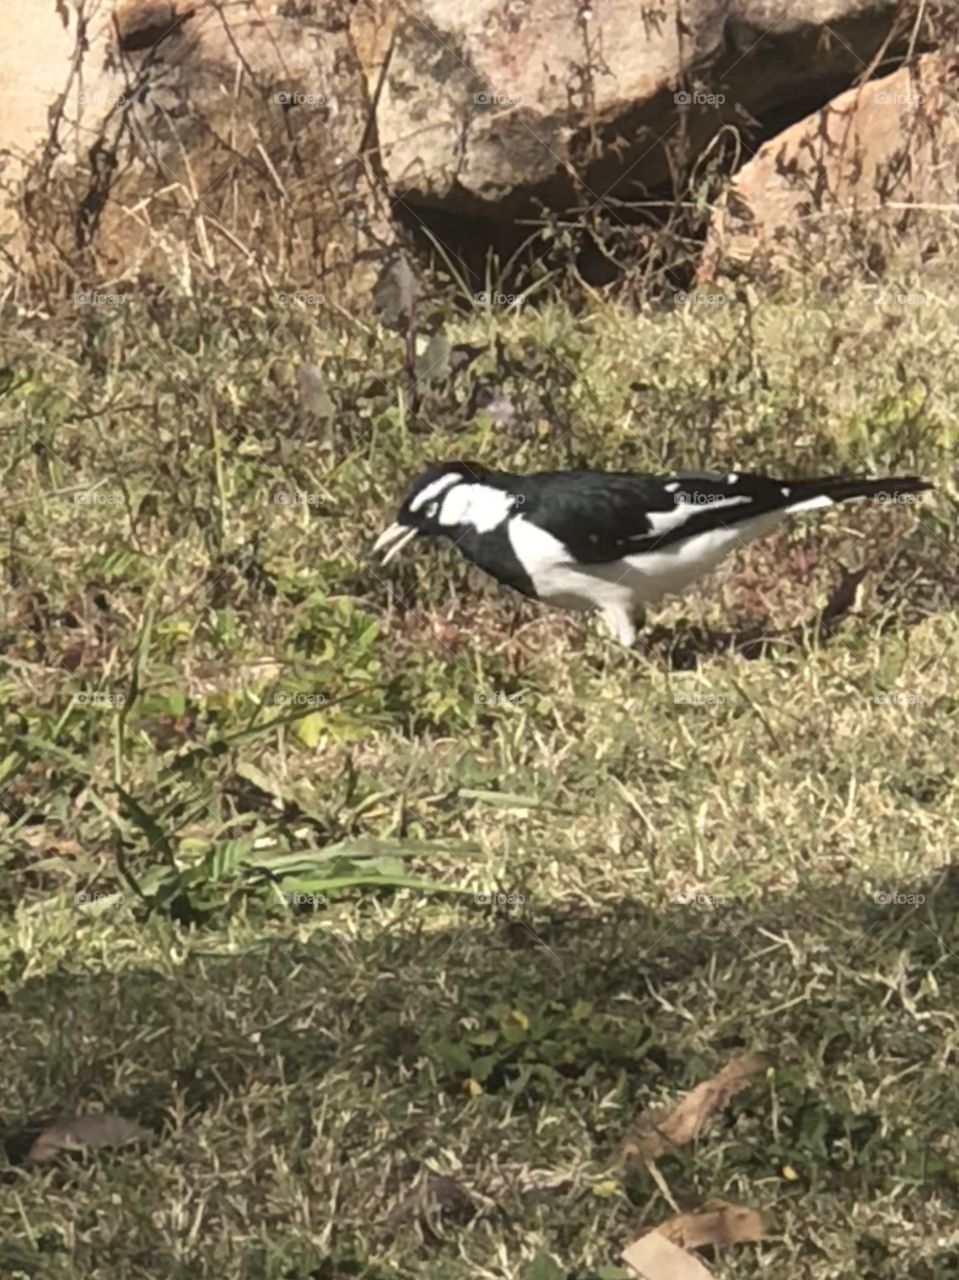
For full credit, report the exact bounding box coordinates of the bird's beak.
[373,522,419,565]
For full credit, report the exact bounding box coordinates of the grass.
[1,262,957,1278]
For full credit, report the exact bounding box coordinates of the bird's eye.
[426,501,439,518]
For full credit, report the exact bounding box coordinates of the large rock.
[1,1,379,288]
[699,51,959,278]
[351,0,916,213]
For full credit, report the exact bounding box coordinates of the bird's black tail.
[785,475,933,510]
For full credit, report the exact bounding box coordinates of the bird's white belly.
[602,512,786,602]
[509,512,785,612]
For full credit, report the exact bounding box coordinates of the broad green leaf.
[459,788,555,810]
[294,711,324,747]
[202,837,256,883]
[523,1255,566,1280]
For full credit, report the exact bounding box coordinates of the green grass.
[1,267,957,1278]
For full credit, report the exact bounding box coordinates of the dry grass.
[3,5,958,1275]
[0,249,956,1278]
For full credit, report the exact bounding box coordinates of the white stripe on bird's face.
[408,472,463,512]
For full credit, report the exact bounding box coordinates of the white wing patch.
[645,493,753,534]
[408,472,462,512]
[784,493,833,513]
[437,483,516,532]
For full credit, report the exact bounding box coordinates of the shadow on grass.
[1,863,957,1280]
[633,565,875,669]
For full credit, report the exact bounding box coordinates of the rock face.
[352,0,915,213]
[1,1,375,287]
[699,51,959,278]
[0,0,945,289]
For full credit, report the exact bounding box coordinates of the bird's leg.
[601,607,638,647]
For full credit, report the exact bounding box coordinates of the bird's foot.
[600,607,646,648]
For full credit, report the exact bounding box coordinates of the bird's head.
[372,461,493,564]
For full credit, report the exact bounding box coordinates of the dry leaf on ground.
[27,1113,151,1164]
[617,1053,768,1166]
[384,1172,473,1236]
[652,1199,771,1249]
[622,1232,713,1280]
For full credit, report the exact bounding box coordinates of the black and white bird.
[372,461,932,645]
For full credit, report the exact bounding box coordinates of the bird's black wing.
[514,469,794,564]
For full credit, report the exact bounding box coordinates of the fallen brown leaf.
[27,1113,151,1164]
[617,1053,768,1166]
[384,1172,473,1237]
[652,1199,772,1250]
[622,1232,712,1280]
